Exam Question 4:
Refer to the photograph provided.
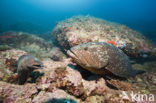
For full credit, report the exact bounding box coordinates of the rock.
[82,78,108,96]
[0,49,152,102]
[129,72,156,94]
[0,45,12,51]
[0,49,27,83]
[0,57,135,102]
[106,79,136,91]
[0,31,54,60]
[84,95,105,103]
[49,47,67,61]
[36,60,84,97]
[53,15,155,58]
[0,49,27,61]
[0,81,38,103]
[32,89,81,103]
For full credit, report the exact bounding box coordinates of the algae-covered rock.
[0,44,155,102]
[49,47,67,61]
[0,49,27,83]
[0,31,54,60]
[0,56,145,103]
[32,89,81,103]
[53,15,155,58]
[0,81,38,103]
[0,45,12,51]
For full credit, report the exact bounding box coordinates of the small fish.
[67,27,72,31]
[107,41,117,46]
[63,27,73,32]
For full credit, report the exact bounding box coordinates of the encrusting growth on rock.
[17,55,43,85]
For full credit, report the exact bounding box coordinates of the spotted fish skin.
[67,42,142,78]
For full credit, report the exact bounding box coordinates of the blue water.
[0,0,156,39]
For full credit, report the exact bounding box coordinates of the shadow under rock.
[28,71,44,83]
[67,64,127,90]
[68,64,93,80]
[0,97,4,103]
[45,98,77,103]
[68,64,126,80]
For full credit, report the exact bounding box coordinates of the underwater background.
[0,0,156,43]
[0,0,156,103]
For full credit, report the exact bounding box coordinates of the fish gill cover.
[0,0,156,103]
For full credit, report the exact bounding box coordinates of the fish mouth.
[31,65,43,69]
[67,49,79,60]
[33,64,42,68]
[29,61,43,69]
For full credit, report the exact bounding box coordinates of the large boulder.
[53,15,155,58]
[0,31,54,60]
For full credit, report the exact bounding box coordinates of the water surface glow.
[0,0,156,36]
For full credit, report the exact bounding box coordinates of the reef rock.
[0,49,27,82]
[49,47,67,61]
[0,31,54,60]
[0,81,38,103]
[53,15,155,58]
[32,89,81,103]
[0,48,154,102]
[36,60,83,93]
